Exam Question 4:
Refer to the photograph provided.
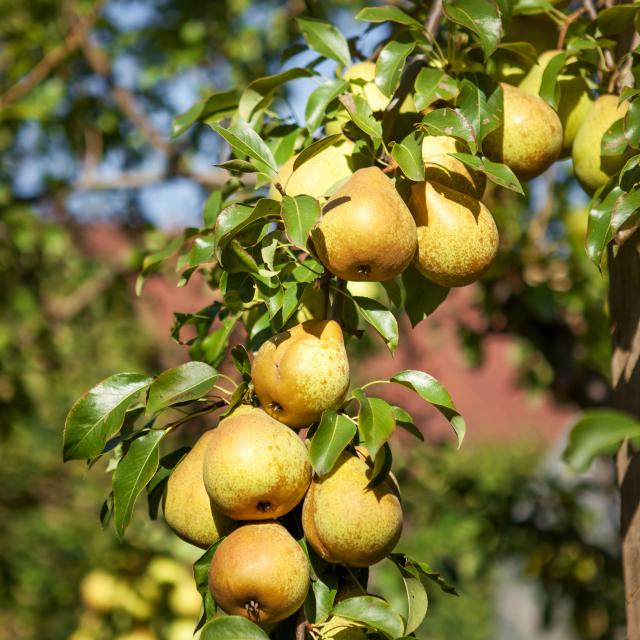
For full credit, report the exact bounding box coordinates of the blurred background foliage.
[0,0,621,639]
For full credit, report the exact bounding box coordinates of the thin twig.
[425,0,444,39]
[557,8,586,50]
[0,1,104,110]
[295,608,307,640]
[582,0,597,21]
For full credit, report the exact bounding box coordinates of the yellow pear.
[311,167,417,281]
[270,139,354,200]
[202,407,311,519]
[572,95,630,194]
[252,320,350,429]
[163,431,234,548]
[209,522,310,625]
[302,451,402,567]
[519,50,593,154]
[409,181,498,287]
[483,83,563,180]
[422,135,486,199]
[344,61,390,112]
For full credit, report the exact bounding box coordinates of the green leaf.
[331,596,405,639]
[200,316,239,367]
[443,0,502,59]
[586,186,618,267]
[597,4,640,35]
[293,135,344,172]
[339,94,383,144]
[397,564,429,634]
[539,51,568,109]
[239,68,313,121]
[137,235,185,294]
[231,345,252,377]
[624,99,640,149]
[352,295,399,352]
[210,121,278,176]
[200,616,270,640]
[367,441,393,487]
[172,89,239,137]
[414,68,459,111]
[63,373,153,461]
[422,108,477,154]
[375,36,416,98]
[146,361,218,415]
[392,131,425,181]
[297,17,351,67]
[307,572,338,624]
[281,195,321,250]
[392,554,459,596]
[203,191,223,228]
[390,370,465,447]
[611,189,640,232]
[310,410,357,476]
[354,390,396,460]
[113,429,165,538]
[355,6,423,29]
[392,405,424,441]
[602,118,629,157]
[401,264,449,326]
[563,409,640,472]
[450,153,523,194]
[306,79,348,133]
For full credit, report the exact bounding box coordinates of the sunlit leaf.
[309,410,357,476]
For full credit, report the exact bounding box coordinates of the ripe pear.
[422,135,486,199]
[344,61,390,112]
[409,181,498,287]
[311,167,417,281]
[209,522,310,625]
[302,451,403,567]
[572,95,630,194]
[252,319,350,429]
[518,50,592,154]
[270,139,354,201]
[202,407,311,519]
[163,431,234,548]
[483,83,563,180]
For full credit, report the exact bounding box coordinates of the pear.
[302,451,402,567]
[270,139,354,201]
[163,431,235,548]
[503,15,558,55]
[483,83,563,180]
[422,135,486,199]
[311,167,417,281]
[519,50,592,154]
[252,320,350,429]
[344,61,390,112]
[572,95,630,194]
[209,522,310,625]
[409,181,498,287]
[202,407,311,519]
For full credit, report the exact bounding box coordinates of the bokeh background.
[0,1,623,639]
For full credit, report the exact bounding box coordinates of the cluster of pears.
[163,320,403,628]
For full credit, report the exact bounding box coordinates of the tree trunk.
[610,229,640,638]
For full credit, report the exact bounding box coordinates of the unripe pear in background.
[422,135,486,199]
[311,167,417,281]
[163,431,234,548]
[269,139,354,200]
[409,181,499,287]
[302,450,403,566]
[518,50,592,155]
[202,407,311,519]
[208,522,310,625]
[572,95,630,194]
[483,83,563,180]
[252,319,350,428]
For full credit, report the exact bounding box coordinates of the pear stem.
[331,279,347,322]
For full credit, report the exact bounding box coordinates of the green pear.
[409,181,498,287]
[422,135,486,199]
[519,50,593,154]
[209,522,310,625]
[572,94,630,194]
[252,320,350,429]
[202,407,311,520]
[302,451,402,567]
[163,431,234,548]
[270,139,354,200]
[311,167,417,281]
[483,83,563,180]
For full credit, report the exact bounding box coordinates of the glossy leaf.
[63,373,153,461]
[354,390,396,460]
[173,89,238,137]
[367,441,393,487]
[624,99,640,148]
[308,573,338,624]
[310,410,357,476]
[539,51,568,109]
[355,6,423,29]
[113,429,165,538]
[392,405,424,441]
[281,195,321,250]
[450,152,523,194]
[601,118,628,157]
[339,94,383,143]
[332,596,405,639]
[611,189,640,232]
[401,264,449,326]
[391,370,465,446]
[200,616,270,640]
[306,79,349,133]
[392,131,425,181]
[297,17,351,67]
[563,409,640,472]
[293,135,344,172]
[397,564,429,634]
[586,186,619,267]
[597,4,640,35]
[146,362,218,415]
[392,553,459,596]
[375,36,416,98]
[422,108,477,153]
[414,68,459,111]
[443,0,502,59]
[210,121,277,176]
[352,295,399,351]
